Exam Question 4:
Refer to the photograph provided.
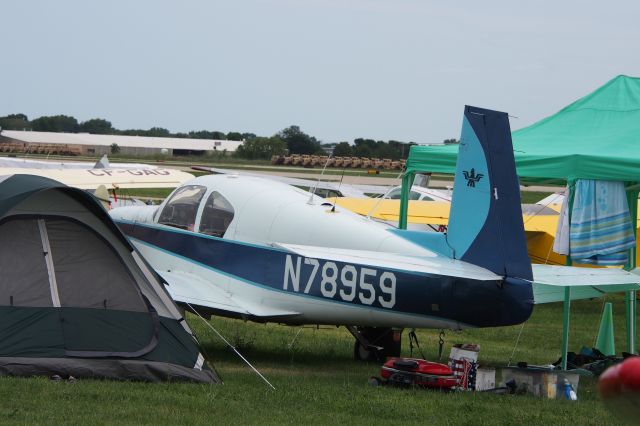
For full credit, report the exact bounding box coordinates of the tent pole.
[561,181,576,370]
[625,187,638,354]
[631,189,637,354]
[398,172,414,230]
[627,291,636,354]
[561,286,571,370]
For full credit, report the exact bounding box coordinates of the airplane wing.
[333,196,633,268]
[334,197,562,230]
[329,195,624,267]
[0,156,156,170]
[331,198,451,225]
[193,166,369,198]
[193,166,451,201]
[531,264,640,304]
[159,269,301,319]
[0,167,194,189]
[276,229,640,300]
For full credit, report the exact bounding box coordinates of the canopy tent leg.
[398,171,415,230]
[560,183,576,371]
[561,286,571,370]
[626,291,636,354]
[625,187,638,354]
[633,290,637,354]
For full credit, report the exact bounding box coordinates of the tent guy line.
[185,301,276,390]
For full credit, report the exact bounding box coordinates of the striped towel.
[570,180,635,265]
[552,186,570,255]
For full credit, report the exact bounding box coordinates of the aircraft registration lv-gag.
[87,168,173,176]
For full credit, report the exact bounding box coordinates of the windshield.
[157,185,207,231]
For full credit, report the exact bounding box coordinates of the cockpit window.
[157,185,207,231]
[199,191,234,237]
[306,188,342,198]
[387,188,402,199]
[386,188,421,200]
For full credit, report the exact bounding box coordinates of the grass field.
[0,159,617,424]
[0,295,634,425]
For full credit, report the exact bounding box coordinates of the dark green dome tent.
[0,174,218,383]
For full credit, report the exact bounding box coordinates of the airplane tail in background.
[446,106,533,281]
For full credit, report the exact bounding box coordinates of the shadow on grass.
[191,319,361,369]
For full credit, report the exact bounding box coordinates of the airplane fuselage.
[117,220,531,329]
[110,175,533,330]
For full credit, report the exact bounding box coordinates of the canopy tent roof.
[406,75,640,184]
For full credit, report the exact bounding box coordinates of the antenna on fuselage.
[330,167,346,213]
[366,185,396,221]
[307,153,332,204]
[365,169,405,222]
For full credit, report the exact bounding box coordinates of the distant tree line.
[0,113,252,141]
[0,113,454,161]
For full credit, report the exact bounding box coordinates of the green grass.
[0,296,633,425]
[521,191,553,204]
[2,171,610,424]
[118,188,176,199]
[206,163,405,178]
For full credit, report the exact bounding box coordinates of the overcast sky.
[1,0,638,144]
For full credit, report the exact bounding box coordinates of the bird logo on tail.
[463,168,484,188]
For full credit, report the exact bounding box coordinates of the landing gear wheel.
[368,376,382,387]
[351,327,402,362]
[354,340,383,362]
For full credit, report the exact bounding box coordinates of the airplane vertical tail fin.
[446,106,532,280]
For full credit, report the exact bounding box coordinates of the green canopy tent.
[401,75,640,184]
[399,75,640,368]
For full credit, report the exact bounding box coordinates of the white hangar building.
[0,130,243,157]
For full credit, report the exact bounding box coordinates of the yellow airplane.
[331,197,640,266]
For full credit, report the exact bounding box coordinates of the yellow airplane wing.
[333,197,553,229]
[332,198,450,225]
[333,197,640,266]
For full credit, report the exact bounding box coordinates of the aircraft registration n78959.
[110,106,535,360]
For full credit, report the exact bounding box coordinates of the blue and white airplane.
[109,106,535,360]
